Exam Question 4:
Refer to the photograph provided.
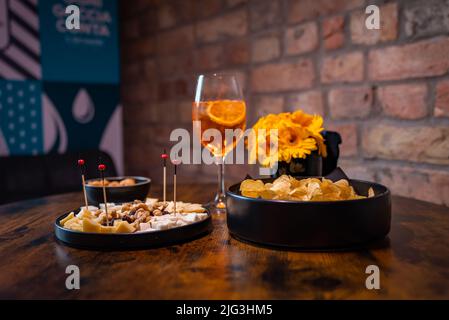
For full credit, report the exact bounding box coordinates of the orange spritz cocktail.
[192,99,246,157]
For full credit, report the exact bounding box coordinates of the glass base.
[211,194,226,213]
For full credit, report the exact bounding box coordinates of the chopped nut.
[135,208,148,220]
[110,210,119,219]
[123,215,135,223]
[93,209,103,217]
[135,203,149,211]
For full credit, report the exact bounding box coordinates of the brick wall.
[120,0,449,206]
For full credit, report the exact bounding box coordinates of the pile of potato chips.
[239,175,374,201]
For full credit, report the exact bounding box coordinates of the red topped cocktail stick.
[171,158,181,214]
[161,149,168,204]
[98,163,109,226]
[77,159,89,210]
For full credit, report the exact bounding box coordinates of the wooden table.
[0,183,448,299]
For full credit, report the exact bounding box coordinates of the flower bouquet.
[249,110,341,177]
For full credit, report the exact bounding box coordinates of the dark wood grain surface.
[0,183,448,299]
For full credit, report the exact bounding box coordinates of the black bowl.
[85,176,151,205]
[226,179,391,250]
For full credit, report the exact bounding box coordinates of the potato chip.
[260,189,277,200]
[240,179,266,198]
[241,190,260,198]
[334,179,349,188]
[239,175,371,201]
[307,181,322,199]
[264,183,274,189]
[270,176,291,193]
[289,186,308,198]
[240,179,265,192]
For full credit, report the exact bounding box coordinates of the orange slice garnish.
[206,100,246,127]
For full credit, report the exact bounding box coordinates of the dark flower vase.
[272,131,342,178]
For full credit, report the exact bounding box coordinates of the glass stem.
[215,156,226,210]
[217,159,225,199]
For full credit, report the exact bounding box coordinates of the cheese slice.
[76,209,93,219]
[100,225,118,233]
[60,212,75,226]
[82,218,101,233]
[115,221,135,233]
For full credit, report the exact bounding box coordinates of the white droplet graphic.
[100,105,124,175]
[42,93,68,153]
[72,89,95,124]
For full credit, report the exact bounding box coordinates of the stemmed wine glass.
[192,74,246,212]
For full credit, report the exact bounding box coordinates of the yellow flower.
[291,110,314,127]
[249,110,327,166]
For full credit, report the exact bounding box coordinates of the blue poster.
[39,0,119,83]
[0,0,122,173]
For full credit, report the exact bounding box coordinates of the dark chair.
[0,150,117,205]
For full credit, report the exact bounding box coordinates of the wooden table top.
[0,183,448,300]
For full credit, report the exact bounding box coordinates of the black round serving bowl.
[85,176,151,205]
[226,179,391,250]
[54,209,212,250]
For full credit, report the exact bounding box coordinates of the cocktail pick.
[171,158,181,214]
[161,149,168,204]
[98,163,109,226]
[77,158,89,211]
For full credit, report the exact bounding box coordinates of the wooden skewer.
[172,159,181,214]
[98,163,109,226]
[161,150,168,204]
[77,159,89,210]
[81,175,88,209]
[163,166,167,203]
[174,172,177,214]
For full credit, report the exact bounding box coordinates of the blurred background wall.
[120,0,449,206]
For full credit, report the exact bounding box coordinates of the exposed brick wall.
[120,0,449,206]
